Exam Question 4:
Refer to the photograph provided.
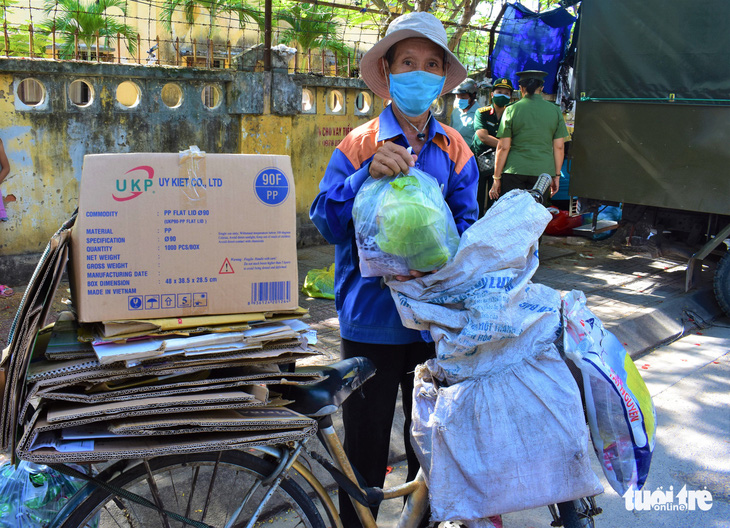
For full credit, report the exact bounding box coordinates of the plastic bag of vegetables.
[0,459,86,527]
[352,168,460,277]
[301,263,335,299]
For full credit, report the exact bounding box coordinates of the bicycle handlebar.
[528,173,553,204]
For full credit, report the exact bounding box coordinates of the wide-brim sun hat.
[360,11,467,101]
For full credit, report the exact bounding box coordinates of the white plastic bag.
[562,290,656,496]
[352,168,459,277]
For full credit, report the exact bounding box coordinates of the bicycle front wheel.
[557,500,595,528]
[56,450,326,528]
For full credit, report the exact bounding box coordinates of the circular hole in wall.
[355,91,372,114]
[17,78,45,106]
[326,89,345,114]
[201,85,222,109]
[69,79,94,107]
[302,88,315,113]
[161,83,183,108]
[116,81,141,108]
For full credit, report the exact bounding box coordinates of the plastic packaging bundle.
[352,168,460,277]
[0,459,85,527]
[301,264,335,300]
[562,289,656,495]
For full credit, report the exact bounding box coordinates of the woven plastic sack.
[562,289,656,496]
[0,459,85,527]
[301,264,335,300]
[388,191,602,523]
[352,168,460,277]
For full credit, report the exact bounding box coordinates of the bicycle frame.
[317,423,430,528]
[253,421,430,528]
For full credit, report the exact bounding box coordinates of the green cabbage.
[374,175,458,272]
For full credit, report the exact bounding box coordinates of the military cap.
[492,77,514,90]
[516,70,548,84]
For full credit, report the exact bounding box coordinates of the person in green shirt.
[489,70,570,203]
[472,77,514,215]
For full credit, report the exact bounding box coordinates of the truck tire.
[714,250,730,317]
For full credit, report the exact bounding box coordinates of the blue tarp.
[490,3,575,94]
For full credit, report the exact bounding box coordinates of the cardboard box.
[70,152,298,322]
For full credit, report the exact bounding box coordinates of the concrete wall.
[0,58,455,284]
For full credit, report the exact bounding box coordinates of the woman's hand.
[550,175,560,196]
[488,178,502,200]
[394,269,431,282]
[369,142,417,179]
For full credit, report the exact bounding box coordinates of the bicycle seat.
[281,357,376,417]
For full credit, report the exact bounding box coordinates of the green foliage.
[2,23,51,57]
[0,0,19,21]
[160,0,265,40]
[534,0,565,12]
[39,0,137,59]
[276,1,349,60]
[229,0,266,35]
[161,0,227,37]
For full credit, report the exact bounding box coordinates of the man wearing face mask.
[450,79,479,146]
[310,11,478,527]
[472,77,514,215]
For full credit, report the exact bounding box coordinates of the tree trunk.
[448,0,481,51]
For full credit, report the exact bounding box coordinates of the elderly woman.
[489,70,570,202]
[310,11,478,526]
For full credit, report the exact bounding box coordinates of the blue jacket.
[310,105,479,344]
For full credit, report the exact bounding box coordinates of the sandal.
[0,284,13,297]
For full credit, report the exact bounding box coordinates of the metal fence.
[1,0,499,74]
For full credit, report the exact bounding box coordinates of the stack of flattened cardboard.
[16,311,323,463]
[1,217,75,458]
[2,151,325,464]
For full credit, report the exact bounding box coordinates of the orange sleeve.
[434,123,474,174]
[336,119,381,170]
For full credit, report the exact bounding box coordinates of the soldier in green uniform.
[489,70,570,203]
[472,77,514,216]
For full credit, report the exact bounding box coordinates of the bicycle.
[49,176,601,528]
[50,356,601,528]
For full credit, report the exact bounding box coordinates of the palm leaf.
[40,0,136,58]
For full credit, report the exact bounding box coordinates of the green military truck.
[568,0,730,315]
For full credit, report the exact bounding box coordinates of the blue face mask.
[457,99,470,110]
[389,71,446,117]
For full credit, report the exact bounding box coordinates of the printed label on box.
[71,153,298,322]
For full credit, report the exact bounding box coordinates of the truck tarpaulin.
[490,3,576,94]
